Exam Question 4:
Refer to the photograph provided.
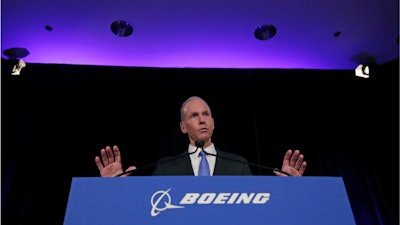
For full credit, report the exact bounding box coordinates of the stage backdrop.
[2,58,399,225]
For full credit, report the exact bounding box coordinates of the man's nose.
[198,115,206,122]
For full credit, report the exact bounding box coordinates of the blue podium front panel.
[63,176,356,225]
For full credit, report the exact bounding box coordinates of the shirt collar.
[188,143,217,155]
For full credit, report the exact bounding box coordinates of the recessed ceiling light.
[254,24,277,41]
[110,20,134,37]
[3,47,30,59]
[333,31,341,37]
[45,25,53,31]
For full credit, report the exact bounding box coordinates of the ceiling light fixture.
[110,20,134,37]
[355,64,370,78]
[3,47,30,59]
[254,24,277,41]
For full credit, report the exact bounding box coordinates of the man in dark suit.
[95,96,307,177]
[152,149,253,176]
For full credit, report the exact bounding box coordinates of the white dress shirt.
[188,143,217,176]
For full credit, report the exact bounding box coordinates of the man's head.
[180,96,214,147]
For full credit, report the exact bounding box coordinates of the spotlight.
[355,64,369,78]
[11,59,26,75]
[3,47,29,75]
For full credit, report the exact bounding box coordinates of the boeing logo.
[150,188,271,217]
[150,188,184,216]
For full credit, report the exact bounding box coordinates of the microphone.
[203,150,292,176]
[115,141,204,177]
[195,140,205,148]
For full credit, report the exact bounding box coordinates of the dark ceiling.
[1,0,399,70]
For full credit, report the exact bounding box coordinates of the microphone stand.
[115,143,202,177]
[203,151,292,176]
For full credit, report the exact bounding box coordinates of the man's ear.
[180,122,187,133]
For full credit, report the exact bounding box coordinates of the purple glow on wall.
[2,0,398,69]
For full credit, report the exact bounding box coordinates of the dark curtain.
[2,58,398,225]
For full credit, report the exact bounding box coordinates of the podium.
[63,176,356,225]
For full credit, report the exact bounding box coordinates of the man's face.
[180,99,214,144]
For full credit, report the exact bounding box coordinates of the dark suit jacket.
[152,148,252,176]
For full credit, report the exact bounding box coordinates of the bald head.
[180,96,211,121]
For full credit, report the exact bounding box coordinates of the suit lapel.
[213,148,227,175]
